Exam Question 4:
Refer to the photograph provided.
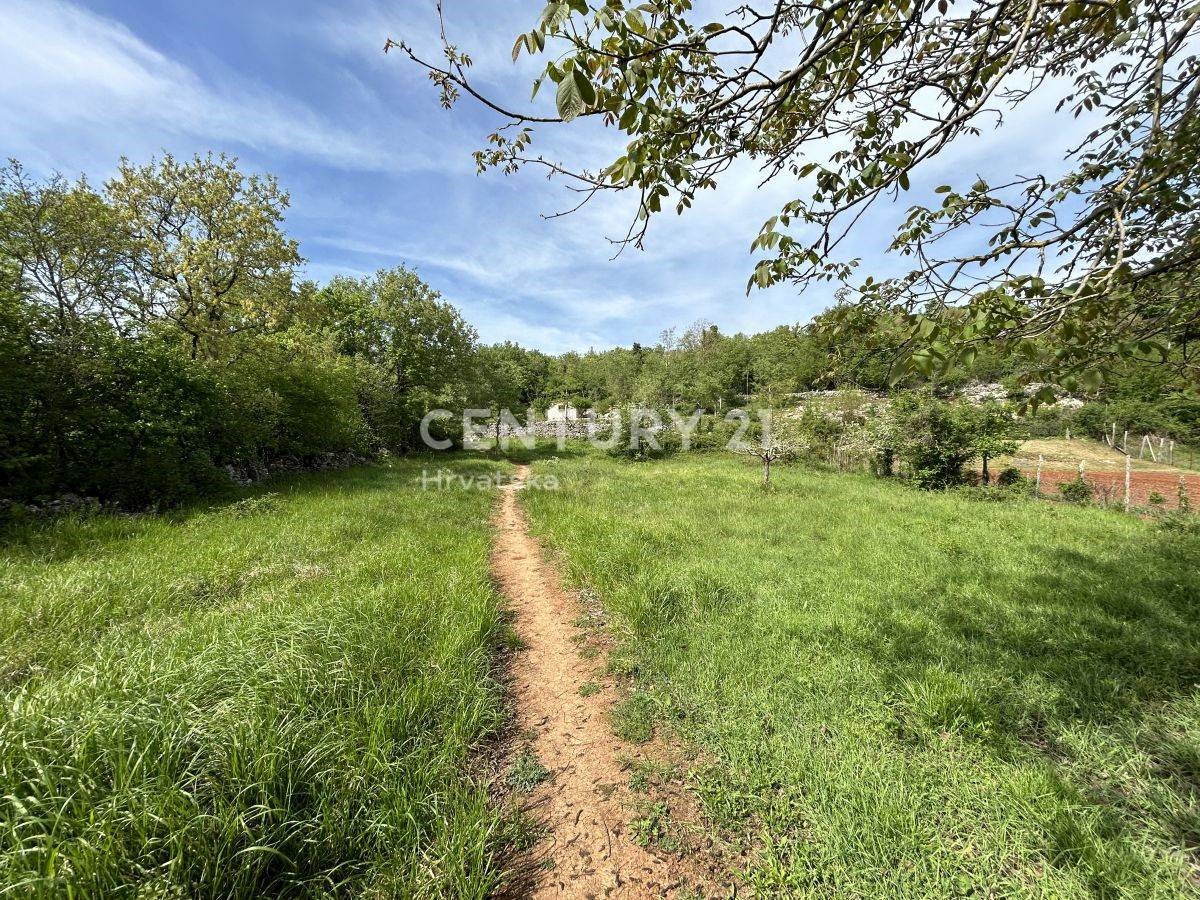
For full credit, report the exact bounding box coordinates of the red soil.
[1025,468,1200,509]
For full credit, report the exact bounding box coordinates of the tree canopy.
[395,0,1200,392]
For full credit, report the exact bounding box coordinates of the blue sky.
[0,0,1082,353]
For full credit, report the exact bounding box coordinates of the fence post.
[1123,429,1128,454]
[1036,454,1043,495]
[1124,455,1132,513]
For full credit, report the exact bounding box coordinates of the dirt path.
[490,465,695,898]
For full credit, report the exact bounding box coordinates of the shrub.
[996,467,1026,487]
[606,410,680,460]
[687,415,747,452]
[1058,477,1094,503]
[890,391,1018,489]
[1159,511,1200,535]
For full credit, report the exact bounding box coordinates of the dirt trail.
[490,464,693,898]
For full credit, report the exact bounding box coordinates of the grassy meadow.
[523,449,1200,897]
[0,458,513,898]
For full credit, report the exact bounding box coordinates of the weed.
[506,746,550,792]
[0,459,513,897]
[628,758,673,794]
[579,681,602,697]
[630,801,679,851]
[221,492,280,517]
[497,622,527,652]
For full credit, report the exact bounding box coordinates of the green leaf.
[540,2,570,30]
[556,72,584,121]
[572,67,597,107]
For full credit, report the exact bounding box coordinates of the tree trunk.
[763,454,771,486]
[881,448,894,477]
[981,452,990,485]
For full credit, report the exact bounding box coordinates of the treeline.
[4,153,1197,509]
[0,155,488,507]
[473,318,1002,416]
[505,320,1200,445]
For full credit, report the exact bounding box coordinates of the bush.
[606,410,680,460]
[996,467,1027,487]
[890,392,1018,489]
[0,323,377,508]
[1158,511,1200,535]
[1058,477,1094,503]
[687,415,732,451]
[1019,404,1077,438]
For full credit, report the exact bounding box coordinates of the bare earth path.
[490,464,694,898]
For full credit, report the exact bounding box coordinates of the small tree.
[890,392,1018,489]
[735,414,798,486]
[747,437,797,487]
[972,403,1020,485]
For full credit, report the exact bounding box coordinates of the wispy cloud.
[0,0,427,173]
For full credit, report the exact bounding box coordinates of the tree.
[396,0,1200,388]
[315,268,478,448]
[971,402,1020,484]
[735,413,798,486]
[889,392,1018,487]
[0,161,131,336]
[105,153,301,360]
[474,343,528,443]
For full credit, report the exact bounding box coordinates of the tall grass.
[524,451,1200,897]
[0,458,513,897]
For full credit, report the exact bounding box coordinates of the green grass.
[524,450,1200,897]
[0,457,514,898]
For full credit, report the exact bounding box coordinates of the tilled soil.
[1034,469,1200,509]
